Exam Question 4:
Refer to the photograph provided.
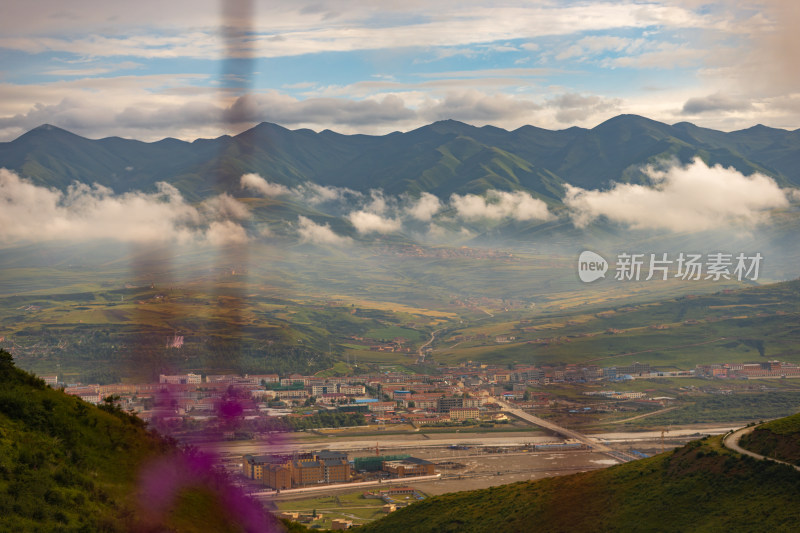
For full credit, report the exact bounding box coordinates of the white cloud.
[563,158,791,232]
[0,168,248,245]
[419,90,541,123]
[298,182,360,205]
[546,93,621,124]
[240,173,360,206]
[555,35,646,62]
[201,193,250,220]
[406,192,441,222]
[450,189,553,222]
[205,219,249,246]
[296,215,350,245]
[347,210,402,234]
[240,173,290,196]
[364,190,390,214]
[681,92,754,115]
[0,3,706,60]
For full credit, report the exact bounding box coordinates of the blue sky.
[0,0,797,141]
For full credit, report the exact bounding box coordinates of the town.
[45,358,800,409]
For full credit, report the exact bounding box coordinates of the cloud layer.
[0,169,248,245]
[563,158,791,232]
[450,190,553,222]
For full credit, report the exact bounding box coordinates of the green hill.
[739,413,800,465]
[4,116,800,201]
[0,349,284,532]
[356,434,800,532]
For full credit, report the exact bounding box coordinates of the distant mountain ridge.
[3,115,800,204]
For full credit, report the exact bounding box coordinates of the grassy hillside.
[0,349,283,532]
[356,435,800,532]
[739,413,800,465]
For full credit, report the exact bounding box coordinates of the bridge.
[493,398,638,462]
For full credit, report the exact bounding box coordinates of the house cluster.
[48,356,736,426]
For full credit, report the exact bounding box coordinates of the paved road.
[253,473,441,499]
[722,425,800,472]
[493,398,637,461]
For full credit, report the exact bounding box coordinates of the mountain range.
[3,115,800,203]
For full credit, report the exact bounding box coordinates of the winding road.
[722,425,800,472]
[417,328,443,363]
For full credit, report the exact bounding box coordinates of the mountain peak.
[24,123,76,137]
[11,123,88,146]
[425,119,477,135]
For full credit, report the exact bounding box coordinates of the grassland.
[430,279,800,369]
[274,490,403,528]
[2,239,799,382]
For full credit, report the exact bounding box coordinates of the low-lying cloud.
[0,168,248,245]
[563,158,791,232]
[450,189,553,221]
[406,192,442,222]
[239,173,359,205]
[296,215,351,245]
[347,210,402,234]
[240,172,290,197]
[241,172,555,240]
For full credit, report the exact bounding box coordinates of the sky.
[1,0,799,142]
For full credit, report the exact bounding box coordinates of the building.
[246,451,350,489]
[292,459,323,486]
[382,457,435,478]
[243,454,274,482]
[311,384,337,396]
[41,375,59,387]
[339,384,366,396]
[275,389,309,400]
[367,401,396,413]
[159,373,201,385]
[437,396,463,413]
[448,407,480,421]
[317,451,351,483]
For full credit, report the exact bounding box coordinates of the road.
[417,328,443,363]
[609,406,679,424]
[252,474,442,500]
[722,425,800,472]
[492,398,637,461]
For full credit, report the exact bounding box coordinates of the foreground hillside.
[0,349,284,532]
[740,413,800,465]
[357,434,800,532]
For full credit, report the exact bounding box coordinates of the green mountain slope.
[357,434,800,533]
[3,116,800,202]
[0,349,283,532]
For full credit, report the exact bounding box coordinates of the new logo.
[578,251,608,283]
